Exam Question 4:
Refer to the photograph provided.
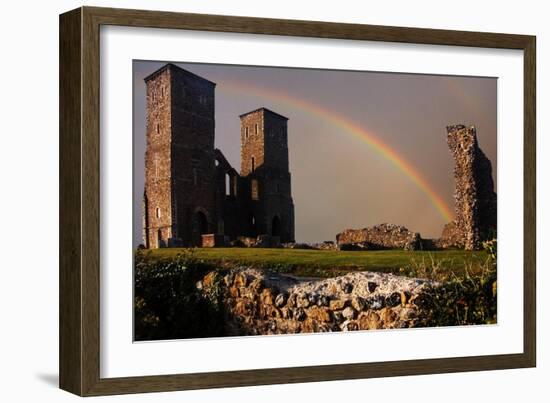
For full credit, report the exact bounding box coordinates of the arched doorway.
[157,229,163,248]
[196,211,208,235]
[272,216,281,237]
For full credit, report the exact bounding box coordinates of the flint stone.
[294,308,307,321]
[274,293,288,308]
[296,294,310,309]
[317,295,330,307]
[365,295,385,310]
[342,306,357,320]
[367,281,378,293]
[342,283,354,294]
[385,292,402,307]
[351,296,366,311]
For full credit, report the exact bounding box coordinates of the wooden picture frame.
[59,6,536,396]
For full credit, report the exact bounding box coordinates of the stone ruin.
[439,125,497,250]
[336,223,421,251]
[334,125,496,252]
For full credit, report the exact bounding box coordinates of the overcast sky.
[133,61,497,245]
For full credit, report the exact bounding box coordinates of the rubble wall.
[440,125,497,250]
[200,268,439,335]
[336,223,421,251]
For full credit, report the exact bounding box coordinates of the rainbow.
[220,81,454,222]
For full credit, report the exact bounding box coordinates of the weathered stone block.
[357,311,382,330]
[329,299,348,310]
[201,234,229,248]
[260,288,274,305]
[307,306,332,323]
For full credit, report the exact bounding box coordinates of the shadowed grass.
[138,248,490,280]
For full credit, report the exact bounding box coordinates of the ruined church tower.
[143,64,217,248]
[239,108,295,242]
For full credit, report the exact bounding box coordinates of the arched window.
[251,157,255,173]
[156,207,161,218]
[225,173,231,196]
[254,123,258,134]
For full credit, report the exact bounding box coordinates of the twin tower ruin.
[142,64,295,248]
[142,63,497,251]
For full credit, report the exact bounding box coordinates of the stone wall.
[336,223,421,250]
[199,268,439,335]
[439,125,497,250]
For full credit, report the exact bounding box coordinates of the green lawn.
[138,247,492,280]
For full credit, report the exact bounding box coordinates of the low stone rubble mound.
[336,223,422,251]
[230,235,282,248]
[282,241,337,250]
[282,242,315,250]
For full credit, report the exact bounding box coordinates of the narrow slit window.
[251,179,259,200]
[193,168,198,186]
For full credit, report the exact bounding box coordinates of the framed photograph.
[59,6,536,396]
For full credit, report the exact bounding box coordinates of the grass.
[138,247,491,280]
